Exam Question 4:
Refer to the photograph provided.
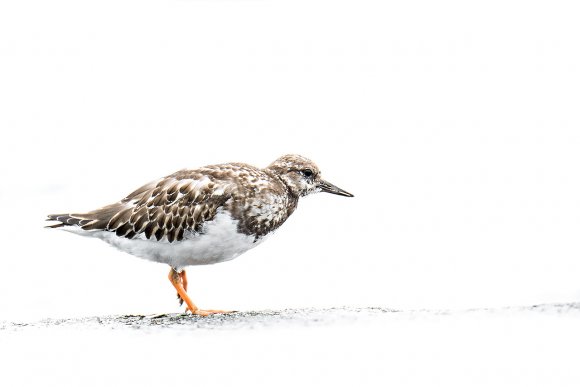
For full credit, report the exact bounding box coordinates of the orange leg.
[168,268,232,316]
[176,271,188,306]
[179,270,188,292]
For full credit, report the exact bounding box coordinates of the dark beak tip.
[319,180,354,198]
[327,190,354,198]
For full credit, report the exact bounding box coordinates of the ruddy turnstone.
[47,154,353,315]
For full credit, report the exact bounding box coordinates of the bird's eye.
[302,169,313,178]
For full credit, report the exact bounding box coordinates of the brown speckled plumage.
[47,155,352,243]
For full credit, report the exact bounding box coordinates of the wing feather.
[47,172,233,242]
[106,176,232,242]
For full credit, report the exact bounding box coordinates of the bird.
[47,154,353,316]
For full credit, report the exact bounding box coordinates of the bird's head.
[266,154,354,198]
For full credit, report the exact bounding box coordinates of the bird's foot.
[187,308,235,316]
[169,268,235,316]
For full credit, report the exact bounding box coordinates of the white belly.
[70,212,265,269]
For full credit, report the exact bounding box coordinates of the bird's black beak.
[318,179,354,197]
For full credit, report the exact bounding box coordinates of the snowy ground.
[2,303,580,387]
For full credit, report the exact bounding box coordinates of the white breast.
[73,211,266,270]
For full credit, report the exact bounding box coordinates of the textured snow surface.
[2,304,580,387]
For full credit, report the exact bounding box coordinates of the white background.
[1,0,579,386]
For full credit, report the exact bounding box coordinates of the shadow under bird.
[47,154,353,315]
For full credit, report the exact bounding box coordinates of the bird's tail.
[46,203,124,231]
[45,214,86,228]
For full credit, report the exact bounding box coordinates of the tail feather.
[45,213,108,230]
[45,214,83,228]
[46,203,123,231]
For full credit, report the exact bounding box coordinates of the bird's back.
[47,162,296,243]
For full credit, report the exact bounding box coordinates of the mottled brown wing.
[77,175,233,242]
